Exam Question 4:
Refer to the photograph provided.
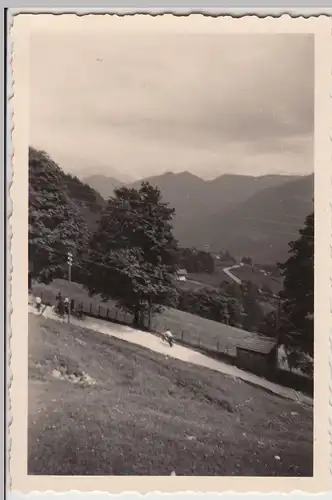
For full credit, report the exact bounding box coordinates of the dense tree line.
[177,288,228,323]
[177,281,276,334]
[241,256,253,266]
[29,147,90,284]
[177,247,215,274]
[62,172,104,213]
[278,212,314,369]
[219,250,236,264]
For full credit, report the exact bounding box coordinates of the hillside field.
[28,314,313,476]
[182,267,282,297]
[186,271,232,289]
[230,265,283,295]
[32,279,262,357]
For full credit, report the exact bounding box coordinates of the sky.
[29,18,314,181]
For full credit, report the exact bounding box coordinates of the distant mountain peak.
[176,171,204,181]
[82,174,124,200]
[79,166,136,184]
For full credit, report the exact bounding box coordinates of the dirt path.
[29,305,312,406]
[223,264,242,285]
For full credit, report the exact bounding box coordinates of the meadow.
[28,314,313,476]
[230,265,283,295]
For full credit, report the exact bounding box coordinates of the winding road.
[29,304,312,407]
[223,264,243,285]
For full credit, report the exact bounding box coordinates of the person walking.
[64,297,69,315]
[164,329,174,347]
[55,293,65,317]
[35,296,42,313]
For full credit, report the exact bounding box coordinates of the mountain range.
[83,171,314,264]
[82,174,124,200]
[30,144,313,267]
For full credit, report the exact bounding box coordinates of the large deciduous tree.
[29,147,89,284]
[85,182,179,329]
[278,212,314,360]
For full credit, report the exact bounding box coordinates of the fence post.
[181,330,184,341]
[115,309,118,320]
[90,302,92,314]
[107,308,109,319]
[98,305,101,316]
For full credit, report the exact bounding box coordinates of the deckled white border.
[7,6,14,497]
[7,9,332,496]
[7,494,332,500]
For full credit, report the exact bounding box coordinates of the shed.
[177,268,188,281]
[235,336,277,377]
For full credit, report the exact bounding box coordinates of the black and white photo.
[10,13,331,492]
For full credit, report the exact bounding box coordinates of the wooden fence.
[34,290,313,396]
[37,290,235,361]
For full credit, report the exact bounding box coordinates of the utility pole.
[67,251,73,323]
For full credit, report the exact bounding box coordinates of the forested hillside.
[29,147,104,282]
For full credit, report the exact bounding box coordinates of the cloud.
[29,27,314,180]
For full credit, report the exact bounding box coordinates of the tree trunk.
[133,304,145,329]
[133,306,140,327]
[147,300,152,331]
[139,309,146,330]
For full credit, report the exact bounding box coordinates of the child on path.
[35,296,42,312]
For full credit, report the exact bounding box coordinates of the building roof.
[236,336,277,355]
[177,268,188,275]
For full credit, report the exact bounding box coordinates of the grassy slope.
[32,280,259,356]
[186,271,230,289]
[29,314,313,476]
[231,265,283,295]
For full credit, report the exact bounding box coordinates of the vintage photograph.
[26,16,314,477]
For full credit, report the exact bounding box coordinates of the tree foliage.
[84,182,179,328]
[177,248,215,274]
[219,250,236,264]
[177,288,227,323]
[240,280,264,332]
[278,212,314,357]
[62,172,105,230]
[227,299,242,327]
[241,256,253,266]
[261,283,273,296]
[29,147,90,284]
[258,311,277,337]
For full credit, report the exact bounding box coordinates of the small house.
[235,336,277,377]
[177,268,188,281]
